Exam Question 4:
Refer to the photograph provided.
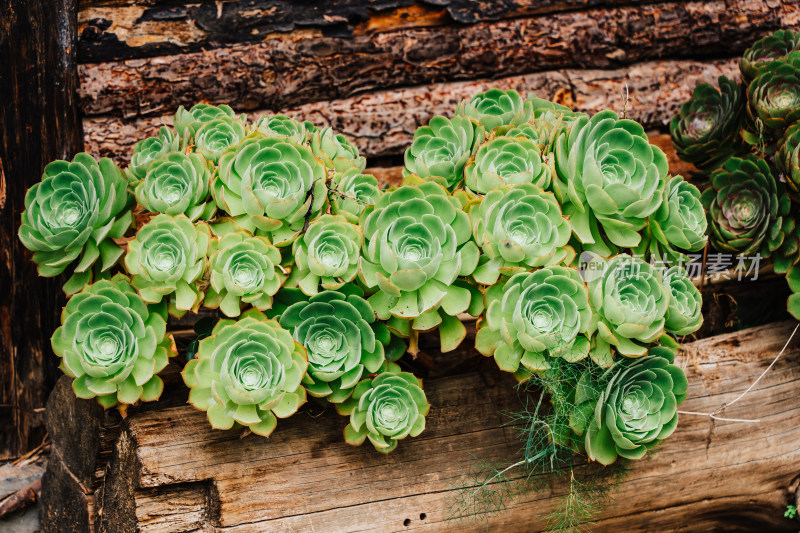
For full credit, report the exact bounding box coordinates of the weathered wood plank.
[83,57,739,163]
[77,0,799,118]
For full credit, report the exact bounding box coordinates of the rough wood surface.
[0,0,83,460]
[40,321,800,532]
[77,0,799,118]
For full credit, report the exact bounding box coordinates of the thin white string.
[678,322,799,424]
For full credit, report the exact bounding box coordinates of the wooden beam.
[0,0,83,460]
[76,0,799,118]
[38,321,800,531]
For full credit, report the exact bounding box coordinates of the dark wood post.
[0,0,83,459]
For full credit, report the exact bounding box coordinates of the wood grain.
[40,321,800,532]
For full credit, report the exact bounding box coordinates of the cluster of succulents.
[671,29,800,319]
[23,91,703,461]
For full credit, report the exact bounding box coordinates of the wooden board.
[39,321,800,532]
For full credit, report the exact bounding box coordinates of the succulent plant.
[571,352,688,465]
[329,169,383,224]
[740,29,800,84]
[124,214,210,315]
[455,88,532,131]
[662,266,703,336]
[464,137,551,194]
[555,110,668,252]
[403,115,482,190]
[174,103,237,141]
[475,267,592,379]
[51,274,174,407]
[468,183,574,285]
[194,116,248,163]
[310,127,366,172]
[787,264,800,320]
[669,76,746,173]
[359,177,480,350]
[336,363,429,453]
[586,254,669,359]
[205,223,284,317]
[126,126,183,186]
[743,51,800,146]
[182,309,308,436]
[253,114,308,144]
[277,288,404,403]
[777,121,800,198]
[214,135,328,246]
[18,153,133,294]
[287,214,362,295]
[135,152,216,221]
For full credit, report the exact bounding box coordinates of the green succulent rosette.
[182,309,308,437]
[570,351,687,465]
[195,116,248,163]
[740,29,800,85]
[778,121,800,198]
[336,363,429,453]
[669,76,746,173]
[468,183,574,285]
[465,137,551,194]
[253,114,308,144]
[586,254,669,359]
[287,214,362,295]
[174,103,236,141]
[743,51,800,147]
[329,169,382,224]
[787,264,800,320]
[555,110,668,253]
[126,126,183,186]
[475,267,593,379]
[135,152,216,221]
[455,88,532,131]
[214,135,328,246]
[51,274,174,408]
[359,177,480,350]
[277,288,405,403]
[662,266,702,336]
[205,224,284,317]
[18,152,133,294]
[310,127,366,172]
[403,115,483,190]
[124,214,210,315]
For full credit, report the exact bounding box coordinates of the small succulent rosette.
[569,347,688,465]
[195,115,248,163]
[662,266,703,336]
[455,88,532,131]
[743,51,800,147]
[286,214,362,295]
[740,29,800,84]
[475,267,593,380]
[778,122,800,198]
[329,169,383,224]
[174,103,237,141]
[468,183,574,285]
[213,135,328,246]
[310,127,366,172]
[275,287,405,403]
[465,136,551,194]
[126,126,183,186]
[51,274,174,408]
[182,309,308,437]
[124,214,210,316]
[253,114,309,144]
[18,152,134,294]
[135,151,216,221]
[205,221,285,317]
[336,363,430,453]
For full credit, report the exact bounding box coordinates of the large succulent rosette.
[18,153,133,294]
[455,88,532,131]
[126,126,183,186]
[253,114,308,144]
[570,350,687,465]
[124,214,210,315]
[468,183,574,285]
[403,115,482,190]
[182,309,308,436]
[740,29,800,84]
[464,137,551,194]
[287,214,362,295]
[475,267,592,379]
[555,110,668,252]
[662,266,703,336]
[336,363,429,453]
[743,51,800,147]
[669,76,746,173]
[214,135,328,246]
[135,152,216,221]
[51,274,174,407]
[277,288,404,403]
[329,169,383,224]
[310,127,366,172]
[174,103,236,141]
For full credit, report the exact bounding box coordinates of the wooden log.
[76,0,799,118]
[82,57,738,163]
[0,0,83,460]
[39,321,800,532]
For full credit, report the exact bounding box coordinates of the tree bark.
[0,0,83,460]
